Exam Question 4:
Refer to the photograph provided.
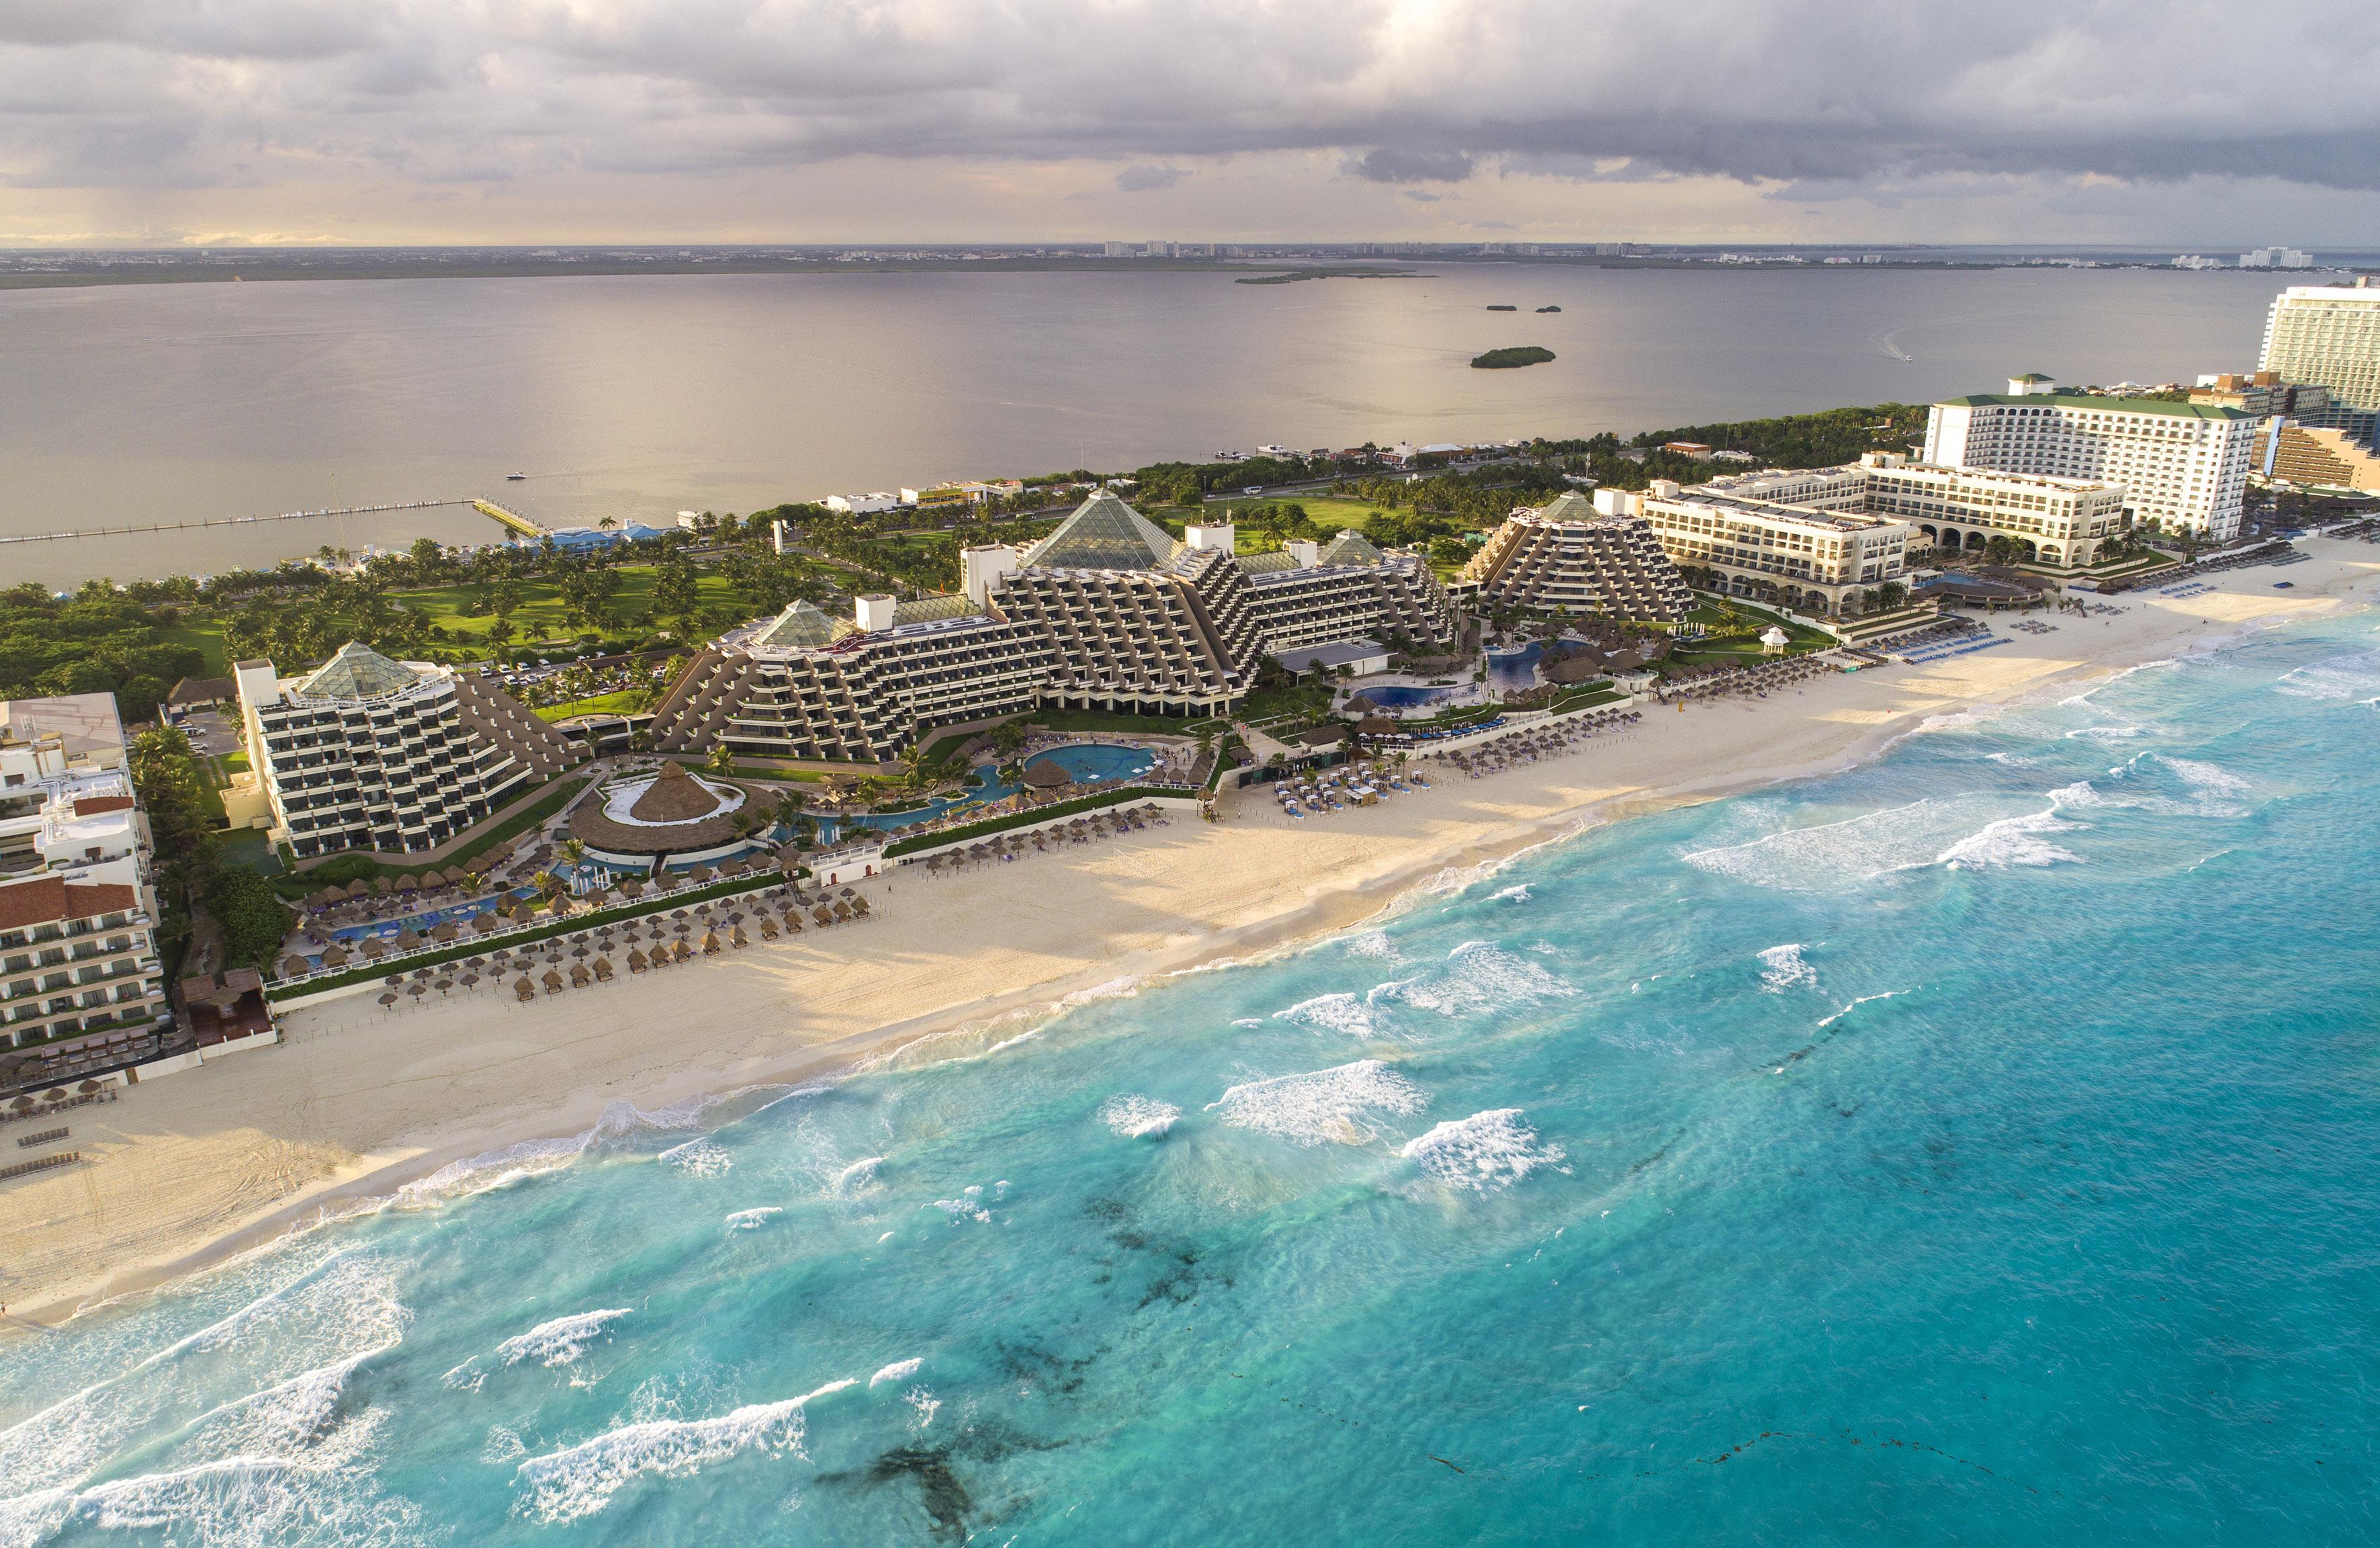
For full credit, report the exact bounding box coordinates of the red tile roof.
[71,796,135,816]
[0,876,139,931]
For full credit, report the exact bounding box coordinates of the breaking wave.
[1098,1094,1181,1139]
[1374,941,1577,1019]
[512,1381,854,1524]
[723,1207,783,1232]
[659,1138,734,1178]
[1206,1060,1427,1147]
[1277,992,1376,1038]
[1401,1109,1568,1192]
[1757,943,1817,993]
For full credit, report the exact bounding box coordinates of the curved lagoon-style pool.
[821,742,1159,836]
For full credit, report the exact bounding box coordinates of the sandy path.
[4,540,2373,1324]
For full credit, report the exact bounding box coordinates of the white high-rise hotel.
[1923,376,2254,540]
[2258,284,2380,448]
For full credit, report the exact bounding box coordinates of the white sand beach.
[5,540,2376,1326]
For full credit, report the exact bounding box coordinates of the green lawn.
[157,621,232,677]
[1199,497,1385,546]
[535,689,648,722]
[392,568,754,656]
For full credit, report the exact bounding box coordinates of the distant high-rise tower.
[1101,241,1130,257]
[2260,284,2380,447]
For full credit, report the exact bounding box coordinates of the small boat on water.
[506,471,528,480]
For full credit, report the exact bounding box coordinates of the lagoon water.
[4,610,2377,1544]
[0,266,2293,587]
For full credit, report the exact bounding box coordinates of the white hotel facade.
[1923,378,2254,540]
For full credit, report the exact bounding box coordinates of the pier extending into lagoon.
[0,498,478,547]
[1,495,552,547]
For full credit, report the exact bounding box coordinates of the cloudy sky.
[3,0,2375,248]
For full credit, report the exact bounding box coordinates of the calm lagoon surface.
[0,266,2293,585]
[1,609,2375,1544]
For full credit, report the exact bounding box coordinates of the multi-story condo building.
[2190,371,2342,427]
[2257,422,2380,492]
[235,642,578,859]
[1923,380,2255,540]
[0,695,169,1049]
[2258,282,2380,447]
[651,490,1460,761]
[1458,492,1693,619]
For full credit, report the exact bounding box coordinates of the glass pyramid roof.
[752,600,853,648]
[1020,491,1181,570]
[1317,529,1386,566]
[1531,490,1601,523]
[292,641,425,701]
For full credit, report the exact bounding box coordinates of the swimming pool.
[1485,641,1544,689]
[818,742,1159,836]
[1359,685,1456,709]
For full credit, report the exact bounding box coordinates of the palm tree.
[559,838,587,869]
[705,743,734,777]
[772,789,807,828]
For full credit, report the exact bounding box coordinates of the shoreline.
[7,542,2377,1328]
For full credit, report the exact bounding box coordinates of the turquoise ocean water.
[5,611,2379,1545]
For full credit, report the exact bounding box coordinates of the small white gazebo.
[1759,626,1790,656]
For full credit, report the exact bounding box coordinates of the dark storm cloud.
[0,1,2371,197]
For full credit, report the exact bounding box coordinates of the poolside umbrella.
[621,877,645,898]
[689,865,713,884]
[395,929,423,950]
[431,922,459,943]
[346,879,371,899]
[362,939,387,960]
[281,955,310,978]
[396,874,420,894]
[320,945,350,969]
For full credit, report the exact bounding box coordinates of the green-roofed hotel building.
[1923,375,2255,540]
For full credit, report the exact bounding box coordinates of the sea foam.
[659,1138,734,1178]
[1401,1109,1567,1192]
[1277,992,1376,1038]
[512,1381,854,1524]
[1098,1094,1181,1138]
[1206,1060,1427,1147]
[1757,943,1816,994]
[1376,941,1577,1018]
[724,1207,783,1232]
[497,1309,633,1370]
